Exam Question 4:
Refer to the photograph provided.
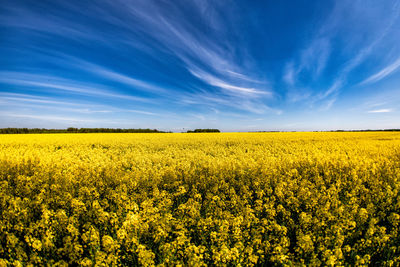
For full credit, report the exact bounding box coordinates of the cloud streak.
[188,68,270,96]
[0,72,151,102]
[283,0,400,111]
[360,57,400,85]
[0,92,161,116]
[367,109,393,113]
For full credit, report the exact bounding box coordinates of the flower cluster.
[0,132,399,266]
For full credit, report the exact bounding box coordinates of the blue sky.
[1,0,400,131]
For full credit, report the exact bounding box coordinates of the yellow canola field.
[0,132,400,266]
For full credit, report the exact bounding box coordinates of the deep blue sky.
[1,0,400,131]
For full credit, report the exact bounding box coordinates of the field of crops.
[1,132,400,266]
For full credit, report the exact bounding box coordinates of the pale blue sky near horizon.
[1,0,400,131]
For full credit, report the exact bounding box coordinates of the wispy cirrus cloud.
[360,57,400,85]
[367,108,393,113]
[57,56,171,95]
[0,71,150,102]
[1,113,105,123]
[110,0,272,107]
[179,90,281,115]
[1,0,272,117]
[283,38,331,88]
[188,68,270,96]
[0,92,161,116]
[283,0,400,112]
[324,0,400,92]
[283,62,295,86]
[298,38,331,80]
[314,79,343,104]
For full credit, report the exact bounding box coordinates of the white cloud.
[63,58,169,94]
[367,109,393,113]
[1,113,102,123]
[287,0,400,108]
[0,92,161,116]
[300,38,331,77]
[360,57,400,85]
[320,97,337,111]
[318,79,343,101]
[0,72,150,102]
[283,62,295,86]
[188,68,270,96]
[224,70,263,83]
[179,90,280,115]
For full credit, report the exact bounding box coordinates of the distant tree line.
[329,129,400,132]
[187,129,220,133]
[0,128,167,134]
[255,129,400,133]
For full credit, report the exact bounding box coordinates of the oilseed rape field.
[1,132,400,266]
